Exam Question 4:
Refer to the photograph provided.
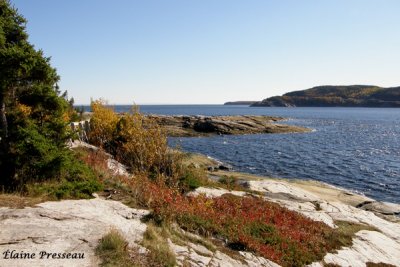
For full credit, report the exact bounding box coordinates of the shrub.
[177,165,211,193]
[112,111,168,175]
[179,170,203,191]
[88,101,186,186]
[26,151,103,199]
[88,100,118,149]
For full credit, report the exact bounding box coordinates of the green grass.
[169,226,216,253]
[27,178,102,200]
[96,230,138,267]
[218,175,237,190]
[179,169,204,191]
[141,224,177,267]
[328,221,378,249]
[178,166,216,193]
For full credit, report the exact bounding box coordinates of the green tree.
[0,0,83,190]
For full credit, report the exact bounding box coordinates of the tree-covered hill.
[251,85,400,107]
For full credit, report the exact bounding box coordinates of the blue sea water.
[86,105,400,203]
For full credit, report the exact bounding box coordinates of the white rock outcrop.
[0,198,148,267]
[322,230,400,267]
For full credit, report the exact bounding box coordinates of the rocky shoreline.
[186,153,400,266]
[148,115,310,137]
[1,144,399,267]
[186,153,400,221]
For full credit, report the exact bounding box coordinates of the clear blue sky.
[11,0,400,104]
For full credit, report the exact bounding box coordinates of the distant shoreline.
[250,85,400,107]
[224,101,257,105]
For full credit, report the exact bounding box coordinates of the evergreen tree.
[0,0,75,189]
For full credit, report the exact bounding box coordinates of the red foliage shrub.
[122,177,336,266]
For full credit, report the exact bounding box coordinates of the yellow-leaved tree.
[88,100,182,185]
[89,100,118,148]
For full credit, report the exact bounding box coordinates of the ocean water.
[91,105,400,204]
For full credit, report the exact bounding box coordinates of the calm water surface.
[109,105,400,203]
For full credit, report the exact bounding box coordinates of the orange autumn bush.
[88,100,184,185]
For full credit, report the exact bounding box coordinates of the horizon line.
[73,103,235,106]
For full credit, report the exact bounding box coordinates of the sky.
[11,0,400,104]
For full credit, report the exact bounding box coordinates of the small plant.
[218,175,237,189]
[96,230,135,267]
[142,224,177,267]
[314,202,322,211]
[178,166,211,193]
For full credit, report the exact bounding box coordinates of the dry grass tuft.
[141,224,177,267]
[0,194,45,208]
[96,229,150,267]
[366,262,396,267]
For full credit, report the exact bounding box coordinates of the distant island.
[224,101,257,105]
[250,85,400,107]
